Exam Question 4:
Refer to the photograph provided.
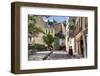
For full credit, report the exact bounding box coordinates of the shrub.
[32,44,47,51]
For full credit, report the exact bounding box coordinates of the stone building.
[54,23,66,50]
[73,17,88,57]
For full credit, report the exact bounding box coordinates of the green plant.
[32,44,47,51]
[28,15,44,37]
[43,34,55,49]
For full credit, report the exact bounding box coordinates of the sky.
[42,16,68,23]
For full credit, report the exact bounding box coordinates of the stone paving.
[28,51,51,60]
[28,50,83,61]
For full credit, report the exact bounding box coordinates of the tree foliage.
[43,34,55,47]
[28,15,44,37]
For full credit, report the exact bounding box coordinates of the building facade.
[54,23,66,50]
[73,17,88,57]
[66,17,75,54]
[45,22,67,50]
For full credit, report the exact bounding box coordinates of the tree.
[28,15,44,37]
[28,15,36,33]
[43,34,55,50]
